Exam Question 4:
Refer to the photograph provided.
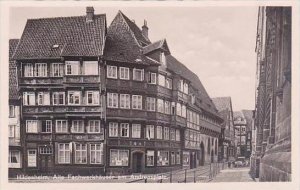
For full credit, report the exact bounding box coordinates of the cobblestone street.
[210,167,255,182]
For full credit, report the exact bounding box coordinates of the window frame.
[68,91,81,105]
[120,123,129,138]
[145,125,155,140]
[109,149,129,166]
[58,143,71,164]
[90,144,103,164]
[71,120,84,133]
[65,61,80,75]
[132,124,141,138]
[86,91,100,105]
[146,150,155,166]
[87,120,101,133]
[149,72,157,84]
[27,149,37,167]
[55,120,68,133]
[132,95,142,110]
[26,120,38,133]
[146,97,156,112]
[107,65,118,79]
[133,68,144,81]
[35,63,47,77]
[119,67,129,80]
[107,93,118,108]
[9,105,15,117]
[51,63,64,77]
[83,61,98,75]
[74,143,87,164]
[109,122,118,137]
[120,94,130,109]
[53,92,65,105]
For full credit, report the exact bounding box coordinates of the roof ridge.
[26,14,106,21]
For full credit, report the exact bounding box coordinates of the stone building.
[10,7,223,176]
[252,6,291,181]
[212,97,236,162]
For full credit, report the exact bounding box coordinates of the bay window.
[109,122,118,137]
[146,97,156,111]
[56,120,68,133]
[146,150,154,166]
[87,120,101,133]
[90,144,103,164]
[37,92,50,105]
[35,63,47,77]
[120,123,129,137]
[119,67,129,80]
[53,92,65,105]
[110,149,129,166]
[23,92,35,105]
[107,93,118,108]
[157,99,164,113]
[133,68,144,81]
[68,91,81,105]
[120,94,130,109]
[83,61,98,75]
[107,65,117,79]
[87,91,99,105]
[71,120,84,133]
[146,125,154,140]
[58,143,70,164]
[132,124,141,138]
[75,144,87,164]
[52,63,64,77]
[132,95,142,110]
[65,61,80,75]
[157,151,169,166]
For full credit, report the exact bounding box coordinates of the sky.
[9,6,258,111]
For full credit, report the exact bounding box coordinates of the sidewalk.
[209,167,255,182]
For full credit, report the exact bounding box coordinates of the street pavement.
[209,167,255,182]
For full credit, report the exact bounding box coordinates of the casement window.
[109,122,118,137]
[178,80,184,92]
[58,143,70,164]
[68,91,81,105]
[157,99,164,113]
[164,127,169,140]
[107,65,117,79]
[71,120,84,133]
[27,149,37,167]
[148,73,157,84]
[157,151,169,166]
[146,150,155,166]
[53,92,65,105]
[107,93,118,108]
[87,120,101,133]
[176,152,181,164]
[160,52,166,65]
[171,102,176,115]
[146,97,156,111]
[166,78,172,89]
[132,124,141,138]
[110,149,129,166]
[9,105,15,117]
[75,144,87,164]
[132,95,142,110]
[176,103,182,116]
[83,61,98,75]
[26,120,38,133]
[56,120,68,133]
[90,144,103,164]
[39,146,53,154]
[120,94,130,109]
[145,125,154,140]
[87,91,99,105]
[37,92,50,105]
[23,92,35,105]
[170,128,176,141]
[35,63,47,77]
[24,63,34,77]
[171,152,176,165]
[183,83,189,94]
[120,123,129,137]
[156,126,163,139]
[183,152,190,166]
[41,120,52,133]
[182,105,187,118]
[133,68,144,81]
[52,63,64,77]
[158,74,165,87]
[9,125,20,139]
[175,129,180,141]
[9,150,21,168]
[164,101,171,114]
[65,61,80,75]
[119,67,129,80]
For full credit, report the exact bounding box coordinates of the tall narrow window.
[52,63,64,77]
[133,68,144,81]
[90,144,103,164]
[107,65,117,79]
[132,124,141,138]
[35,63,47,77]
[68,91,81,105]
[53,92,65,105]
[157,126,163,139]
[176,103,182,116]
[166,78,172,89]
[146,125,154,140]
[27,149,37,167]
[83,61,98,75]
[109,122,118,137]
[158,74,165,87]
[170,128,175,141]
[146,150,154,166]
[157,99,164,113]
[120,94,130,109]
[58,143,70,164]
[37,92,50,105]
[164,127,169,140]
[107,93,118,108]
[164,101,171,114]
[182,105,187,118]
[148,73,157,84]
[183,83,189,94]
[75,144,87,164]
[23,92,35,105]
[171,152,176,165]
[9,105,15,117]
[160,52,166,65]
[119,67,129,80]
[24,63,34,77]
[179,80,184,92]
[120,123,129,137]
[146,97,156,111]
[87,91,99,105]
[132,95,142,110]
[65,61,80,75]
[176,129,180,141]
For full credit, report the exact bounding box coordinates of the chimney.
[86,6,94,22]
[142,20,149,39]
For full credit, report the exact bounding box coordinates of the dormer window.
[160,52,166,65]
[52,44,59,49]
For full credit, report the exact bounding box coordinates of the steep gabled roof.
[211,97,232,112]
[242,109,254,131]
[104,11,154,65]
[9,39,19,100]
[143,39,170,55]
[13,14,106,59]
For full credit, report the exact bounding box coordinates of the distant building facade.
[252,6,291,181]
[212,97,236,162]
[10,7,223,176]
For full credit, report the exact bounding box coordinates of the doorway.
[211,150,214,163]
[40,155,53,173]
[132,152,143,173]
[200,142,205,166]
